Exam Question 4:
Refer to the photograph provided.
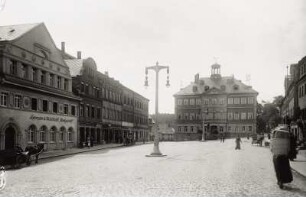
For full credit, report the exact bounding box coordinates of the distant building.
[0,23,80,150]
[150,114,175,141]
[174,63,258,140]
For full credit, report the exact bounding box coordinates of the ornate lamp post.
[145,62,170,157]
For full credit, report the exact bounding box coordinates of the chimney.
[61,42,65,53]
[194,73,199,83]
[77,51,82,59]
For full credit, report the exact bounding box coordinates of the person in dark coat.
[271,130,293,189]
[235,135,242,150]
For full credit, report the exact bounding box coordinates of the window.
[31,98,38,111]
[97,108,101,119]
[191,126,194,132]
[68,128,73,142]
[32,68,38,82]
[177,126,181,132]
[14,95,22,108]
[248,112,254,119]
[86,105,90,117]
[81,83,85,93]
[234,112,239,120]
[43,100,48,112]
[190,113,195,120]
[21,64,27,78]
[28,125,36,143]
[53,102,58,113]
[64,104,68,115]
[212,98,217,105]
[184,113,189,120]
[0,92,8,107]
[241,97,247,104]
[228,126,231,132]
[184,126,188,132]
[9,60,17,75]
[50,127,56,142]
[228,98,233,104]
[64,79,68,90]
[248,97,254,104]
[241,112,246,120]
[184,99,189,105]
[242,126,246,132]
[91,106,95,118]
[80,104,84,117]
[228,112,233,120]
[40,126,47,142]
[57,76,62,88]
[41,71,46,84]
[190,99,195,105]
[196,98,201,105]
[248,126,253,132]
[60,127,65,141]
[50,74,54,87]
[204,99,209,105]
[71,105,76,116]
[234,98,240,104]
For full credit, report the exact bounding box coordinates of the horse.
[25,144,44,164]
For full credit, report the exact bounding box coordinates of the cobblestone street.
[2,138,306,197]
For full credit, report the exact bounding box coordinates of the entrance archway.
[5,126,15,149]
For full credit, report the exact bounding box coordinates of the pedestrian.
[87,136,91,148]
[222,133,225,143]
[270,129,292,189]
[235,135,242,150]
[288,131,297,161]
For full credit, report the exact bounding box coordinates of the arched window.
[60,127,66,142]
[50,126,57,142]
[68,127,73,142]
[39,126,47,142]
[28,125,37,143]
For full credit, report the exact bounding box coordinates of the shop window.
[60,127,65,141]
[68,128,73,142]
[31,98,38,111]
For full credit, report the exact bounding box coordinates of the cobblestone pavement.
[1,139,306,197]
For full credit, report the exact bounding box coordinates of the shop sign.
[29,114,74,123]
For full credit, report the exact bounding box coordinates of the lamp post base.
[146,153,167,157]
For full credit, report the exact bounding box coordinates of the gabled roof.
[0,23,40,41]
[174,76,258,96]
[65,59,84,77]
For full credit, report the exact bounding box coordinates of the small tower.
[210,63,221,80]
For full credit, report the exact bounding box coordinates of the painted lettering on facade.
[29,115,74,123]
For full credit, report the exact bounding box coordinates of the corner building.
[174,63,258,140]
[0,23,80,150]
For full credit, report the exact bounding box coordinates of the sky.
[0,0,305,114]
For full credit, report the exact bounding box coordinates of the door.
[5,126,15,149]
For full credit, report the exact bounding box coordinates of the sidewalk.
[39,142,150,160]
[290,149,306,177]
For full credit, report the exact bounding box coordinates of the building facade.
[281,57,306,145]
[174,64,258,141]
[63,46,149,145]
[0,23,80,151]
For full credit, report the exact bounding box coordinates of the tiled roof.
[174,76,258,96]
[65,59,84,77]
[0,23,40,41]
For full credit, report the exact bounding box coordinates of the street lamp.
[145,62,169,157]
[202,110,208,141]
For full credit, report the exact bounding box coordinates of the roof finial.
[213,56,219,64]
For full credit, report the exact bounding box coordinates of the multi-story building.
[0,23,80,150]
[63,45,149,145]
[174,63,258,140]
[281,57,306,145]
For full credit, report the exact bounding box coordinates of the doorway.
[5,126,15,149]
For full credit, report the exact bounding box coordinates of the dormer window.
[193,86,198,92]
[221,85,226,91]
[205,86,210,91]
[233,84,239,90]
